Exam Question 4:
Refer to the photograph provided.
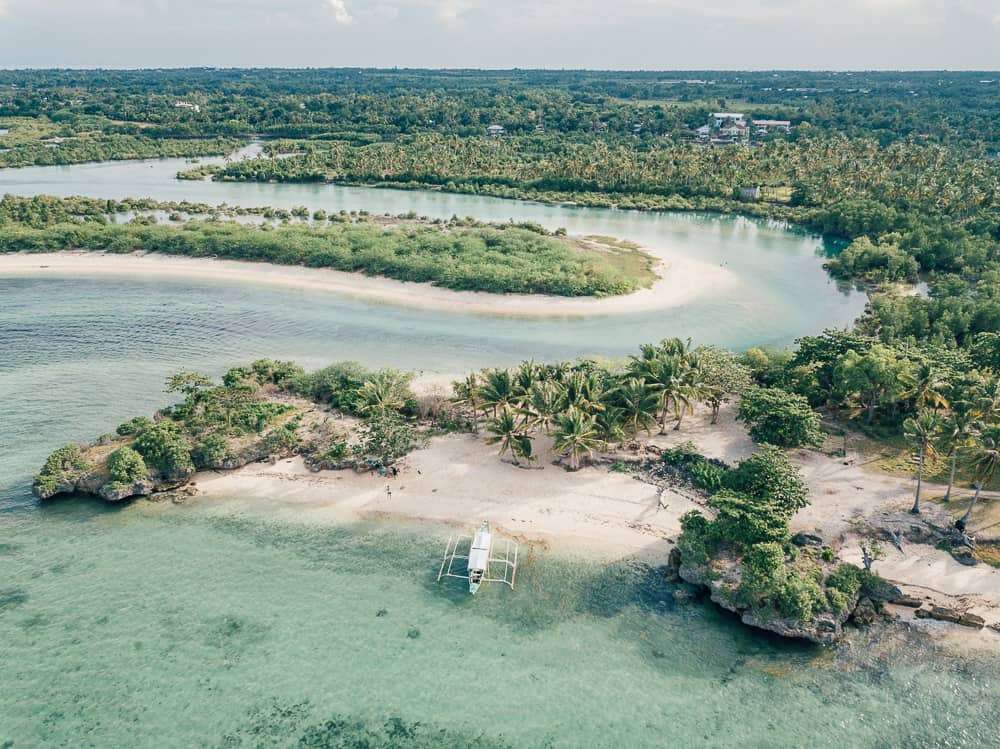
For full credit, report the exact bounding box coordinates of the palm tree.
[511,432,536,466]
[957,431,1000,531]
[562,371,607,416]
[521,380,564,434]
[611,377,658,436]
[452,373,481,432]
[903,410,941,515]
[486,407,530,466]
[511,360,540,408]
[595,406,627,449]
[355,374,406,418]
[906,362,950,412]
[630,354,681,433]
[671,375,705,431]
[553,408,603,471]
[940,404,980,502]
[975,378,1000,424]
[479,369,514,416]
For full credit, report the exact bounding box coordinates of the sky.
[0,0,998,70]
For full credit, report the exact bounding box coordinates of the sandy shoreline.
[0,249,736,318]
[187,402,1000,643]
[193,433,695,562]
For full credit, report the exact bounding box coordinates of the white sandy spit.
[0,249,736,318]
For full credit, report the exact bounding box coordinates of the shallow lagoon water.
[2,160,998,746]
[0,153,868,352]
[2,279,999,748]
[3,497,1000,747]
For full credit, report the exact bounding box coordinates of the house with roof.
[712,112,745,128]
[752,119,792,135]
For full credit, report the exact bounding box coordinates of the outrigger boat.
[437,521,519,594]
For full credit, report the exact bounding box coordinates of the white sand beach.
[187,399,1000,636]
[0,249,736,318]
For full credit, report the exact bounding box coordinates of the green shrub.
[316,438,349,464]
[250,358,305,387]
[708,491,791,546]
[677,510,714,566]
[825,563,864,599]
[191,433,230,468]
[689,461,726,492]
[739,542,788,603]
[777,570,827,623]
[827,588,849,614]
[116,415,153,436]
[352,415,416,468]
[261,424,300,454]
[132,421,193,476]
[34,444,90,495]
[725,445,809,517]
[231,401,294,433]
[661,441,703,468]
[107,446,147,485]
[294,361,373,411]
[661,441,731,491]
[737,386,824,448]
[222,366,254,388]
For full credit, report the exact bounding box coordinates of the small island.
[35,336,1000,645]
[0,194,655,298]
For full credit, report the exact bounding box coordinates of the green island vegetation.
[35,329,1000,634]
[33,358,434,502]
[0,115,240,167]
[669,440,887,636]
[14,69,1000,637]
[0,194,653,297]
[2,69,999,342]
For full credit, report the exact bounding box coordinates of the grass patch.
[577,235,657,290]
[848,426,1000,491]
[0,116,62,146]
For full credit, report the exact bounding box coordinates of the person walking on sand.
[386,485,392,501]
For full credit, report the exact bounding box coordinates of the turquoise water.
[3,498,999,747]
[2,278,999,748]
[0,155,867,355]
[2,160,997,746]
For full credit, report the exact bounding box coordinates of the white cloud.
[434,0,473,25]
[328,0,353,23]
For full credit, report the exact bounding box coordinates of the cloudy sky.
[0,0,998,70]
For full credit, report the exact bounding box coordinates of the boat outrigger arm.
[436,521,519,594]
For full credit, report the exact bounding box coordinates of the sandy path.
[0,249,736,318]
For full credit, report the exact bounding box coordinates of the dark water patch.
[34,491,131,522]
[0,588,28,612]
[199,514,446,576]
[219,701,541,749]
[18,612,48,630]
[202,614,271,667]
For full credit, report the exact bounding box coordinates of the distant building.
[752,119,792,135]
[712,112,745,128]
[174,100,201,113]
[486,124,505,137]
[739,186,762,201]
[695,124,711,141]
